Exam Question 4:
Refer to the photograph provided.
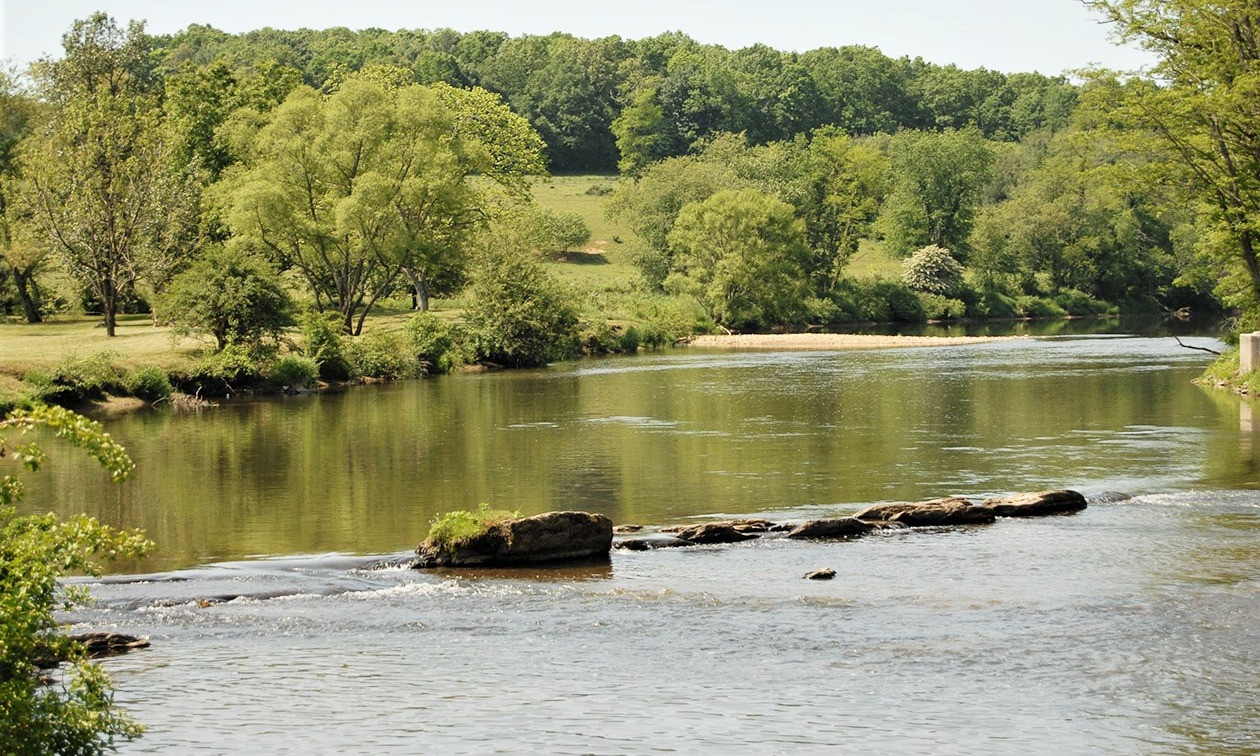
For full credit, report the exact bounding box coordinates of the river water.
[33,325,1260,753]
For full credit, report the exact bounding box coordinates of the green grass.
[532,175,641,293]
[426,504,522,548]
[0,314,210,375]
[843,239,902,279]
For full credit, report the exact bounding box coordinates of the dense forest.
[2,5,1257,387]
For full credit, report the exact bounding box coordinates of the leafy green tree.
[879,128,994,257]
[608,154,741,288]
[161,244,293,350]
[791,129,889,293]
[1086,0,1260,325]
[0,404,151,755]
[216,78,544,331]
[664,188,810,330]
[612,84,669,175]
[20,14,174,336]
[464,245,579,368]
[0,68,47,323]
[967,129,1175,303]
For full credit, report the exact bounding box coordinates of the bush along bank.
[0,308,673,414]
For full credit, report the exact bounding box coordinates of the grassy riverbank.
[0,174,1170,413]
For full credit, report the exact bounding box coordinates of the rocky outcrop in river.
[421,491,1092,567]
[415,511,613,568]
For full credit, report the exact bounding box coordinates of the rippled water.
[43,330,1260,753]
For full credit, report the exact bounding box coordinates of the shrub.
[1052,289,1112,316]
[537,209,592,254]
[1015,295,1068,319]
[427,504,522,549]
[300,311,352,381]
[269,355,318,390]
[902,245,964,296]
[969,291,1020,319]
[403,312,458,375]
[346,331,415,380]
[161,245,293,351]
[465,248,580,368]
[917,293,968,321]
[0,406,152,754]
[124,366,173,403]
[24,353,126,407]
[176,343,270,395]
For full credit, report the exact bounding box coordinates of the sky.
[1,0,1155,75]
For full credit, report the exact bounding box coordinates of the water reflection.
[19,333,1240,571]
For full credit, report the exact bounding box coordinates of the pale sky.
[1,0,1153,75]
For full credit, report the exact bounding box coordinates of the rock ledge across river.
[416,491,1091,568]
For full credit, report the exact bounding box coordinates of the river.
[33,323,1260,753]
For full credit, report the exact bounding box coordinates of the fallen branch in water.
[1174,336,1221,356]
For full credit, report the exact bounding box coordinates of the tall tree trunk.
[102,276,117,337]
[1241,229,1260,304]
[12,268,42,324]
[404,267,430,312]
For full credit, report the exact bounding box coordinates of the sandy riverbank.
[686,333,1022,350]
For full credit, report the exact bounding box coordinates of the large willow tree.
[214,77,545,334]
[1088,0,1260,326]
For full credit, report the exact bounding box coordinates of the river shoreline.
[685,333,1022,350]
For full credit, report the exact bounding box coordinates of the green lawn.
[530,174,641,296]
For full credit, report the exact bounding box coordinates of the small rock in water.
[979,490,1087,517]
[613,524,644,534]
[614,535,694,551]
[804,568,837,580]
[787,517,875,540]
[673,523,758,545]
[856,498,995,527]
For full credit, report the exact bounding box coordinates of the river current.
[39,327,1260,753]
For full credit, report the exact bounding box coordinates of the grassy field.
[0,315,209,374]
[530,174,640,294]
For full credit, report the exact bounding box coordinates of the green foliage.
[214,78,546,335]
[24,353,125,407]
[161,245,293,351]
[300,311,352,381]
[427,504,521,549]
[268,355,318,390]
[536,209,592,254]
[1200,347,1240,385]
[1052,289,1113,316]
[842,278,927,323]
[124,366,173,403]
[181,343,269,393]
[917,293,968,321]
[17,14,178,338]
[346,331,416,380]
[1087,0,1260,330]
[465,248,580,368]
[664,188,811,330]
[0,404,151,754]
[901,245,964,296]
[1014,295,1069,319]
[403,312,459,375]
[879,128,994,256]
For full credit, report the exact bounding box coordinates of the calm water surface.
[35,330,1260,753]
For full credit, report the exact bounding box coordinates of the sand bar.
[686,333,1020,350]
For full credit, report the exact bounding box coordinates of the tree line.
[147,24,1078,173]
[2,5,1257,354]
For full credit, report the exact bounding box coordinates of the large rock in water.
[980,490,1088,517]
[854,497,996,526]
[415,511,613,568]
